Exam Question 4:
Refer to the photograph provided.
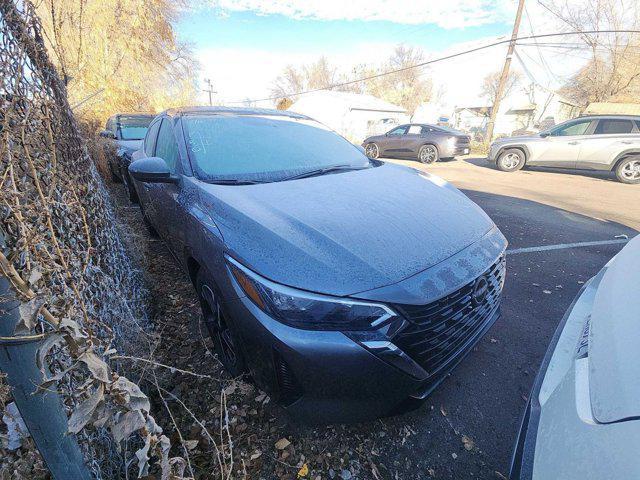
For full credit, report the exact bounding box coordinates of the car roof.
[162,105,311,120]
[114,113,156,119]
[578,115,640,120]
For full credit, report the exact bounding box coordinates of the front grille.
[393,255,505,377]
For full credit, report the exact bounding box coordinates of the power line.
[227,29,640,105]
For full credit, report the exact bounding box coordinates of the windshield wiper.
[207,178,265,185]
[281,164,367,181]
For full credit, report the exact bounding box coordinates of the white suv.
[488,115,640,184]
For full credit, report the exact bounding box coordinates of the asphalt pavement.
[375,156,639,479]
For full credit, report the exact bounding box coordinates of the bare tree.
[539,0,640,105]
[270,56,358,105]
[270,46,433,115]
[361,45,433,116]
[481,70,522,105]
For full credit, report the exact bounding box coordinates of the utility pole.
[485,0,526,144]
[203,78,217,106]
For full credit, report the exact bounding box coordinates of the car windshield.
[182,114,371,183]
[118,115,154,140]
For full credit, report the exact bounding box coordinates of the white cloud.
[208,0,515,29]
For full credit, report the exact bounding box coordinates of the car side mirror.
[129,157,179,184]
[540,132,550,138]
[100,130,116,139]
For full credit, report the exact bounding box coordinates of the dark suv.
[129,107,507,423]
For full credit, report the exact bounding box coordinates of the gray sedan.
[363,124,471,163]
[129,107,506,423]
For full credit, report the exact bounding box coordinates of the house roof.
[584,102,640,116]
[290,91,407,114]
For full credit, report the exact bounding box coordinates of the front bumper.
[224,250,506,423]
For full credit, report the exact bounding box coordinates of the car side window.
[407,125,422,135]
[154,119,179,172]
[550,119,591,137]
[594,119,634,135]
[144,120,161,157]
[388,126,407,136]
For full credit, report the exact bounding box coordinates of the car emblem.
[472,276,489,305]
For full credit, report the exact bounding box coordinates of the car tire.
[139,204,159,238]
[615,156,640,184]
[364,142,379,159]
[496,148,526,172]
[122,170,139,203]
[418,144,438,164]
[110,161,121,183]
[196,269,247,377]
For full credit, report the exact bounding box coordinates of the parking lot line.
[507,238,631,255]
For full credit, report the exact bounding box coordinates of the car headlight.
[227,256,400,331]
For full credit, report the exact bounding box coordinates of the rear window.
[594,119,634,135]
[117,115,154,140]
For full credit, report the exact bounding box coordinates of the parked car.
[100,113,155,199]
[362,124,471,164]
[128,107,507,423]
[489,115,640,184]
[511,234,640,479]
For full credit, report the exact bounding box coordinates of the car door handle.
[568,141,579,145]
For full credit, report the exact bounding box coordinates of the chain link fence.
[0,1,184,478]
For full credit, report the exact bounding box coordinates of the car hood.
[589,234,640,423]
[116,139,143,153]
[200,162,495,297]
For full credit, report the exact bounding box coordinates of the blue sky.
[176,11,511,55]
[173,2,580,107]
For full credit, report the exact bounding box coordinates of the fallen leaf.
[275,438,291,450]
[297,463,309,478]
[183,439,198,451]
[462,435,474,451]
[250,451,262,460]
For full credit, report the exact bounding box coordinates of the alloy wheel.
[502,152,521,170]
[365,143,379,159]
[621,160,640,181]
[419,145,437,163]
[201,284,238,367]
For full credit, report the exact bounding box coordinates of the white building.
[451,85,580,139]
[289,91,409,143]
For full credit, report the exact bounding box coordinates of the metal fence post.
[0,230,92,480]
